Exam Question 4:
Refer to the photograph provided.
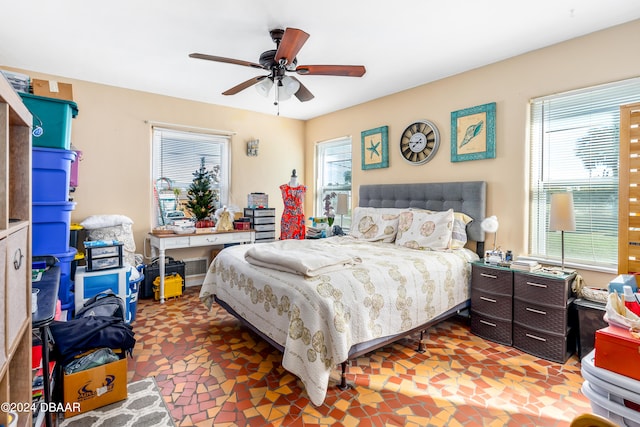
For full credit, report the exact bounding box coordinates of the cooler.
[74,266,133,322]
[595,326,640,381]
[581,350,640,427]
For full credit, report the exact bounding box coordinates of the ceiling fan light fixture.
[281,76,300,97]
[255,78,273,97]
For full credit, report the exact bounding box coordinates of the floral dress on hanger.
[280,184,306,239]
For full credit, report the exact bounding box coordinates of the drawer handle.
[526,281,548,289]
[526,307,547,315]
[525,333,547,342]
[13,248,23,270]
[480,273,498,279]
[480,296,497,303]
[479,319,497,328]
[205,237,219,243]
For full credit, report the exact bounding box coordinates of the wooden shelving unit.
[0,75,33,427]
[618,102,640,274]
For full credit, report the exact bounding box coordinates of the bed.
[199,181,487,405]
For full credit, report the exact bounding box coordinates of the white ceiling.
[1,0,639,120]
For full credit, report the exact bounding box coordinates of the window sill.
[518,256,617,275]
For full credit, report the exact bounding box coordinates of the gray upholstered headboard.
[358,181,487,246]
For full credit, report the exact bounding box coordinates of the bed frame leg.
[417,330,427,353]
[338,361,351,390]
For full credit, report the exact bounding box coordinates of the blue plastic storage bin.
[32,147,77,202]
[19,92,78,149]
[53,247,77,309]
[129,273,143,322]
[32,201,76,256]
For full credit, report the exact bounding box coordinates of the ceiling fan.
[189,27,366,104]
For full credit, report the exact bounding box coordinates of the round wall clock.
[399,120,440,165]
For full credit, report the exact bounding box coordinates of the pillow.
[395,209,454,250]
[450,212,473,249]
[81,214,134,229]
[349,207,400,242]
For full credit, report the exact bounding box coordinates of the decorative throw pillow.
[395,209,454,250]
[450,212,473,249]
[349,207,399,242]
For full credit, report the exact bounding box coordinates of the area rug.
[59,377,175,427]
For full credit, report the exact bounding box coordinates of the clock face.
[400,120,440,164]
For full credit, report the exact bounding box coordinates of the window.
[315,137,352,230]
[152,127,230,226]
[529,78,640,270]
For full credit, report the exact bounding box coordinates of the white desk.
[148,230,255,303]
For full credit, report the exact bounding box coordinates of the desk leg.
[41,325,53,427]
[159,248,165,304]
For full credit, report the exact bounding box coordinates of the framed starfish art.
[451,102,496,162]
[361,125,389,170]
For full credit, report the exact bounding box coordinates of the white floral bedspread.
[199,236,478,406]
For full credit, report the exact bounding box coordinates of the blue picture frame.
[361,125,389,170]
[451,102,496,162]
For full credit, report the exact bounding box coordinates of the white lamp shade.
[549,192,576,232]
[480,215,499,233]
[255,78,273,97]
[336,193,349,215]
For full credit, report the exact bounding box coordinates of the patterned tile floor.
[127,286,592,427]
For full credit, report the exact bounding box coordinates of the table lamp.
[336,193,349,227]
[549,192,576,272]
[480,215,499,251]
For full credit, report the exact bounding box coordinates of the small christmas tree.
[186,157,215,221]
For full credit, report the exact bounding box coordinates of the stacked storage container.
[581,350,640,426]
[21,92,79,313]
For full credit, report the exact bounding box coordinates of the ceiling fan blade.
[290,77,314,102]
[222,76,268,95]
[189,53,265,70]
[275,28,310,65]
[295,65,366,77]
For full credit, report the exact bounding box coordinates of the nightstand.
[471,262,578,363]
[470,262,514,346]
[512,269,577,363]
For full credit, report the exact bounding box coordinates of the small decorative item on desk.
[215,206,234,232]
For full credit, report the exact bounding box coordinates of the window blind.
[152,127,230,225]
[315,137,352,228]
[529,77,640,269]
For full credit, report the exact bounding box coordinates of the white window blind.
[529,77,640,269]
[152,127,230,226]
[316,137,352,229]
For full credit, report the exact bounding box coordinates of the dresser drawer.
[513,298,570,335]
[513,272,573,308]
[472,264,513,295]
[471,311,512,346]
[471,288,512,320]
[254,224,275,232]
[512,322,575,363]
[253,216,275,225]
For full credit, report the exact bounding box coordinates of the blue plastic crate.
[32,147,77,202]
[32,201,76,256]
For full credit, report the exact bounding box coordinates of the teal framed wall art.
[451,102,496,162]
[361,125,389,170]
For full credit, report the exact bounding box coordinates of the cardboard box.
[32,78,74,101]
[594,325,640,381]
[63,356,127,418]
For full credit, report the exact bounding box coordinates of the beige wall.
[5,68,306,261]
[7,18,639,286]
[305,19,640,286]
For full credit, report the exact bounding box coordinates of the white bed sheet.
[199,236,478,405]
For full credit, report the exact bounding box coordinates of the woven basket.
[580,286,608,304]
